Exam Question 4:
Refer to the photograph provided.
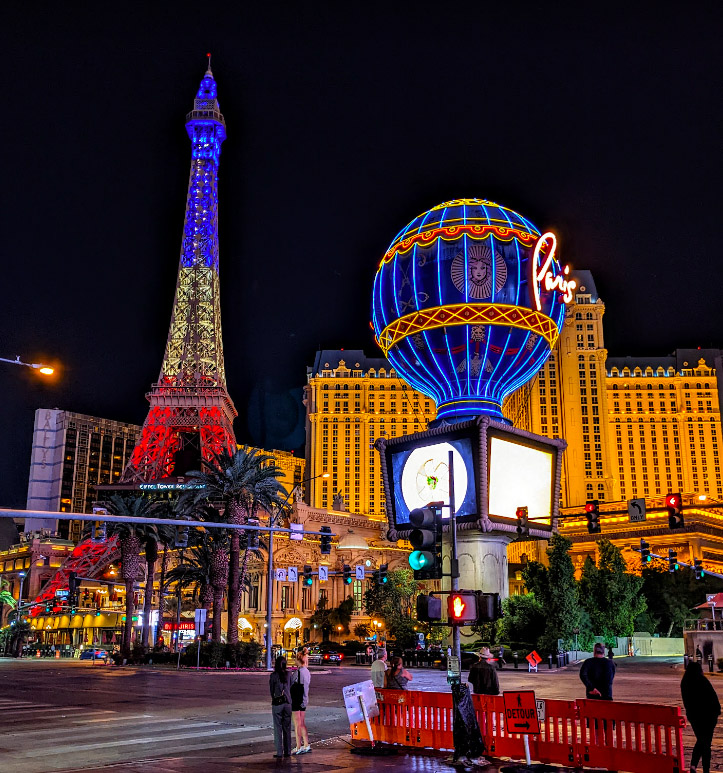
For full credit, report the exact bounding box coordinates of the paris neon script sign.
[531,232,576,312]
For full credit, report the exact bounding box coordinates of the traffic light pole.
[448,451,461,664]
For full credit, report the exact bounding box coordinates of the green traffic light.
[409,551,433,571]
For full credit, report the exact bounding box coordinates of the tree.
[310,595,355,638]
[496,593,546,648]
[106,494,160,658]
[363,568,422,625]
[521,535,580,652]
[580,539,646,641]
[353,622,370,641]
[140,515,174,651]
[181,447,288,644]
[640,565,723,636]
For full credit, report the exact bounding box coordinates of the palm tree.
[180,447,287,644]
[106,494,159,659]
[170,506,229,641]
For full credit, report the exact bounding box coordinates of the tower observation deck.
[121,61,237,482]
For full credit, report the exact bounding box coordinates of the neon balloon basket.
[371,199,575,424]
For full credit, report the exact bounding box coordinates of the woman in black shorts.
[291,648,311,754]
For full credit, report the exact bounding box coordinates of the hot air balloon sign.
[372,199,575,424]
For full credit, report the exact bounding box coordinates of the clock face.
[400,442,469,515]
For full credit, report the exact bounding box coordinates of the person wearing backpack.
[291,648,311,754]
[269,655,292,758]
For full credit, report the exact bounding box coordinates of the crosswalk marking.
[23,723,267,757]
[5,716,223,741]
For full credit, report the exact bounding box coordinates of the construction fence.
[351,689,685,773]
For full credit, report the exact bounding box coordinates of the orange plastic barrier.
[350,690,685,772]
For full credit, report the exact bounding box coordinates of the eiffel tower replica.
[30,62,238,610]
[122,58,237,483]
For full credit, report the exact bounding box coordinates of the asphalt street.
[0,656,720,772]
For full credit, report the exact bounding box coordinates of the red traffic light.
[665,493,681,510]
[585,502,596,513]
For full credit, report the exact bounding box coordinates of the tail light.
[338,654,344,660]
[323,654,329,660]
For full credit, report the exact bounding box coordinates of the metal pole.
[175,549,184,669]
[265,521,275,671]
[448,451,461,663]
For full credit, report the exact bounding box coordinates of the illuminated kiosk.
[372,199,573,601]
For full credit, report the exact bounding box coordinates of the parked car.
[79,648,107,661]
[307,644,344,665]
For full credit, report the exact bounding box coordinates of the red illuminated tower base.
[121,62,237,483]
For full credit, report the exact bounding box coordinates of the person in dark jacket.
[580,643,615,699]
[269,656,292,758]
[468,648,500,695]
[681,661,721,773]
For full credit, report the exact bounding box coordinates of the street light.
[264,471,330,670]
[0,355,54,375]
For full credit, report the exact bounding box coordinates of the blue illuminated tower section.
[122,61,237,482]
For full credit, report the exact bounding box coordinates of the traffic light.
[516,506,529,538]
[342,564,352,585]
[694,559,705,580]
[302,565,313,586]
[247,518,259,550]
[585,500,601,534]
[447,592,478,625]
[44,603,51,613]
[408,506,443,580]
[319,526,332,554]
[668,549,679,573]
[95,608,101,617]
[379,564,388,585]
[666,492,684,530]
[68,571,79,600]
[416,594,442,622]
[640,538,651,563]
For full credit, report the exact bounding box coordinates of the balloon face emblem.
[451,243,507,300]
[372,199,576,424]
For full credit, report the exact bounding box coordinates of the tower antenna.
[206,52,212,74]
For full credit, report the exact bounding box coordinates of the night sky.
[2,3,722,508]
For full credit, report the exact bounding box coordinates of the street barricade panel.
[577,698,685,773]
[351,689,686,772]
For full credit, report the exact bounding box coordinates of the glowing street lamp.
[0,355,54,375]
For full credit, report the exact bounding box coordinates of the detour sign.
[503,690,541,735]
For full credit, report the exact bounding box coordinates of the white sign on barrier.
[343,680,379,725]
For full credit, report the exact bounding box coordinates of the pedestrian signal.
[416,594,442,622]
[585,500,601,534]
[408,506,443,580]
[516,506,529,538]
[666,492,684,530]
[447,592,478,625]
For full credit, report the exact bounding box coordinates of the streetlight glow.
[1,356,56,376]
[38,366,54,375]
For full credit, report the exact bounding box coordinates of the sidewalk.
[63,735,593,772]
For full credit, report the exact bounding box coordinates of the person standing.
[385,656,413,689]
[371,648,388,688]
[681,661,721,773]
[291,649,311,755]
[579,643,615,700]
[269,655,292,758]
[468,648,500,695]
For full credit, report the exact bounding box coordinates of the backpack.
[272,674,289,706]
[290,669,305,706]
